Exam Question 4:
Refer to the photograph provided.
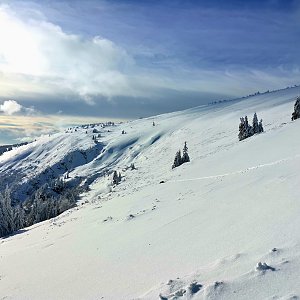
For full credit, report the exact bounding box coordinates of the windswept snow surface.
[1,87,300,299]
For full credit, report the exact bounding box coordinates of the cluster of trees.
[80,121,115,129]
[111,163,136,186]
[239,96,300,141]
[238,113,264,141]
[172,142,190,169]
[291,96,300,121]
[0,178,80,238]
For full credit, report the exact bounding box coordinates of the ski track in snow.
[168,153,300,183]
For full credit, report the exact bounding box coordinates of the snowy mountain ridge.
[1,86,300,299]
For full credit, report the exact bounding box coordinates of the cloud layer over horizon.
[0,0,300,143]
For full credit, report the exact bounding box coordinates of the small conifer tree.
[258,119,264,133]
[182,142,190,163]
[238,117,247,141]
[252,113,259,134]
[172,150,182,169]
[245,116,253,137]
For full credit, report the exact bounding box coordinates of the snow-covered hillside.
[1,86,300,299]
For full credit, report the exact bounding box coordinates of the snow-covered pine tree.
[182,142,190,163]
[252,113,259,134]
[258,119,264,133]
[172,150,182,169]
[238,117,247,141]
[0,186,15,237]
[245,116,254,138]
[29,187,45,223]
[239,115,254,141]
[291,96,300,121]
[13,204,25,231]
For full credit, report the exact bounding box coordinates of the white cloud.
[0,99,37,116]
[0,100,22,115]
[0,4,136,103]
[0,3,299,109]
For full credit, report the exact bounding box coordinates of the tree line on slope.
[0,178,80,237]
[238,96,300,141]
[0,142,30,157]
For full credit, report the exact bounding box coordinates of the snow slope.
[0,86,300,299]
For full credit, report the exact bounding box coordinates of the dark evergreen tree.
[238,117,247,141]
[112,171,119,185]
[245,116,253,137]
[291,96,300,121]
[182,142,190,163]
[13,204,25,230]
[0,186,15,237]
[252,113,259,134]
[258,119,264,133]
[172,150,182,169]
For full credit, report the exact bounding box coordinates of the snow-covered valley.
[1,87,300,299]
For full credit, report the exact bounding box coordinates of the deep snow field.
[0,86,300,299]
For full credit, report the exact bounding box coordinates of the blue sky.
[0,0,300,144]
